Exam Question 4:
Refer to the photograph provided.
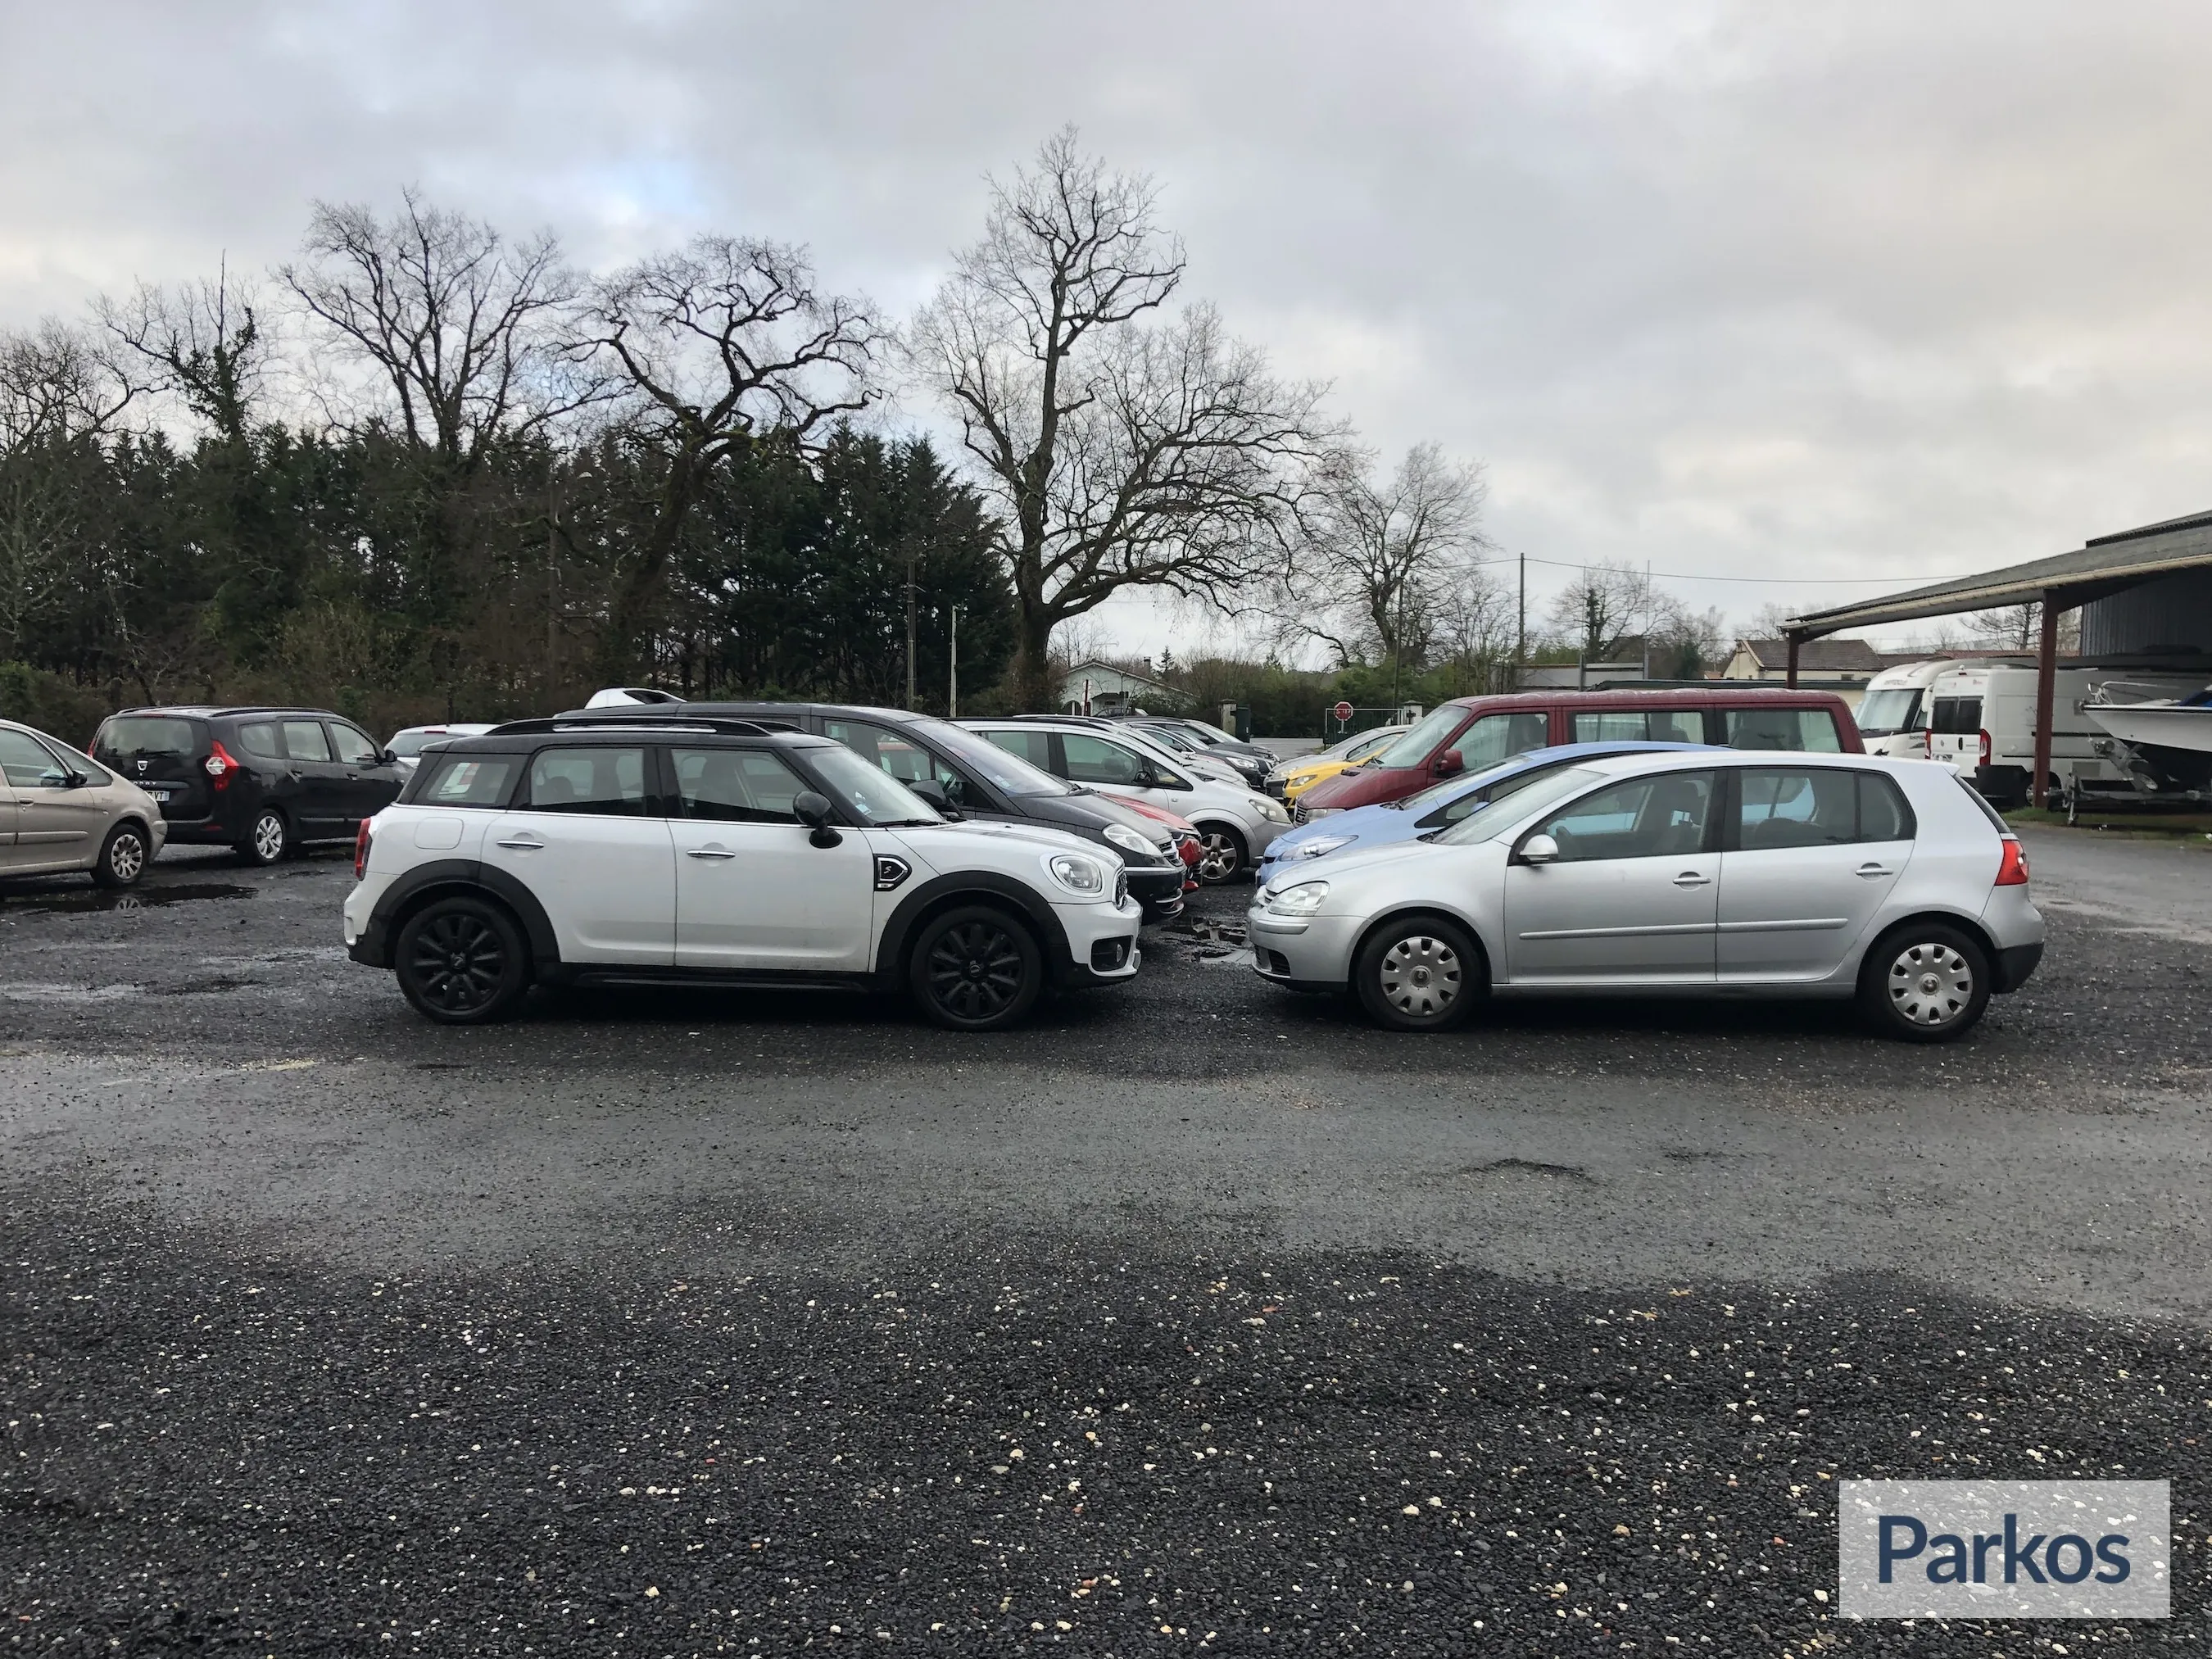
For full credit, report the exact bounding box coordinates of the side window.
[1723,708,1842,753]
[525,747,649,816]
[673,747,806,823]
[281,719,333,762]
[983,728,1055,770]
[329,723,380,765]
[1459,711,1550,765]
[1736,768,1858,850]
[0,728,70,787]
[237,721,283,760]
[1533,772,1714,862]
[1860,773,1916,841]
[1571,711,1648,743]
[416,755,521,808]
[1651,709,1703,743]
[823,718,934,784]
[1063,733,1146,786]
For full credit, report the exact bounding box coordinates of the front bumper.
[1055,894,1145,986]
[1245,904,1362,990]
[1126,864,1187,920]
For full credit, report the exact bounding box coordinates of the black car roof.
[450,714,835,751]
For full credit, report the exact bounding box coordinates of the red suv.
[1292,687,1864,818]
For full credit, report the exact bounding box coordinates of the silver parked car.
[1248,750,2042,1041]
[387,723,497,777]
[0,718,169,887]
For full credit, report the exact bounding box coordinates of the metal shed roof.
[1784,509,2212,638]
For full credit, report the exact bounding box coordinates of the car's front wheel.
[1194,824,1249,884]
[237,809,289,867]
[92,821,150,889]
[910,904,1044,1031]
[394,896,529,1024]
[1860,922,1989,1042]
[1353,913,1483,1031]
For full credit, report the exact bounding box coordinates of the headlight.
[1294,834,1353,859]
[1101,822,1156,857]
[1302,806,1344,821]
[1253,796,1289,823]
[1263,880,1330,916]
[1045,851,1107,895]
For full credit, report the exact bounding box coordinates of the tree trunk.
[1009,595,1056,713]
[599,450,704,683]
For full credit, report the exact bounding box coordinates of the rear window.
[1930,696,1983,735]
[1723,707,1843,753]
[414,753,522,809]
[96,716,197,758]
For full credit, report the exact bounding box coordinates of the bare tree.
[1543,560,1654,663]
[909,128,1341,710]
[98,266,267,444]
[0,322,137,657]
[282,190,598,472]
[1280,442,1489,668]
[566,236,883,674]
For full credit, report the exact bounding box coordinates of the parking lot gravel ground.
[3,843,2209,1652]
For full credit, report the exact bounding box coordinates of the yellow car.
[1270,724,1410,802]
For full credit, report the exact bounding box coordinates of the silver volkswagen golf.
[1248,750,2042,1041]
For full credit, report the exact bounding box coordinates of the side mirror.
[379,749,399,767]
[908,777,959,818]
[1435,749,1464,778]
[1518,832,1560,866]
[793,789,843,848]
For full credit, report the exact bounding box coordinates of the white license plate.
[143,786,174,800]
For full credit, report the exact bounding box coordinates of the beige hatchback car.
[0,718,168,887]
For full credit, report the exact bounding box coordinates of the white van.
[1852,659,1962,758]
[1922,662,2205,805]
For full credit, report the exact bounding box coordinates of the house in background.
[1724,637,1887,706]
[1058,659,1189,715]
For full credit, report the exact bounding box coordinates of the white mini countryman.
[1249,750,2044,1041]
[344,714,1144,1030]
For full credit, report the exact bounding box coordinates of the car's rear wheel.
[1195,824,1248,884]
[237,809,289,867]
[92,821,150,889]
[1860,922,1989,1042]
[395,896,528,1024]
[1353,913,1482,1031]
[910,904,1044,1031]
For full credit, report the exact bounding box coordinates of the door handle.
[1671,871,1711,887]
[1856,863,1892,877]
[496,836,546,850]
[685,846,737,860]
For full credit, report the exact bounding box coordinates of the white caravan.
[1852,660,1969,758]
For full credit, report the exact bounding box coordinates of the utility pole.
[1515,551,1526,690]
[948,606,960,718]
[904,541,918,709]
[546,455,560,697]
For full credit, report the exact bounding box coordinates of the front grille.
[1113,869,1128,908]
[1292,801,1311,824]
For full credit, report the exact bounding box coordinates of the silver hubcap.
[254,816,284,860]
[1888,941,1974,1026]
[1380,935,1462,1017]
[1198,831,1240,881]
[111,835,144,880]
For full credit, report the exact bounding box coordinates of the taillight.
[354,818,373,880]
[203,738,241,787]
[1995,836,2028,886]
[1978,729,1992,768]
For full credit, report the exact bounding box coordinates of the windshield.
[1373,704,1467,768]
[389,731,445,757]
[1435,766,1602,846]
[1184,720,1238,746]
[1855,688,1924,736]
[913,719,1072,798]
[808,743,946,825]
[1389,754,1550,812]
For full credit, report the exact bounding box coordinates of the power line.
[1498,554,1971,587]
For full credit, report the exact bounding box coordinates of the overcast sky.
[7,0,2212,655]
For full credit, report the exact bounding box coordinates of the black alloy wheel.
[911,905,1044,1031]
[93,822,149,889]
[394,897,528,1024]
[238,809,289,867]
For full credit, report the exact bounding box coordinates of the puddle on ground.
[0,982,143,1003]
[1157,915,1255,967]
[0,882,254,914]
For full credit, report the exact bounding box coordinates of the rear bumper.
[1992,941,2043,994]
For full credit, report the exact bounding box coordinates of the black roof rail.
[990,713,1114,727]
[486,714,798,737]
